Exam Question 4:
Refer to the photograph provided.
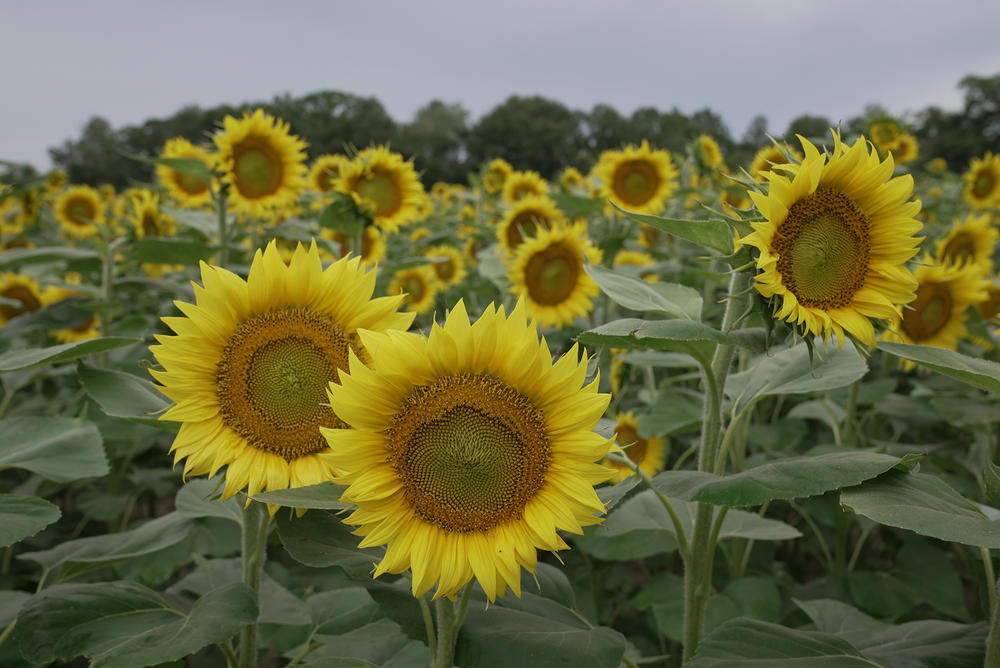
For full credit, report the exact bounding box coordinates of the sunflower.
[502,170,549,204]
[44,170,67,194]
[592,141,678,215]
[339,146,426,234]
[962,153,1000,210]
[613,249,659,282]
[0,273,48,325]
[978,279,1000,322]
[322,299,612,600]
[935,213,997,270]
[214,109,307,219]
[741,131,923,346]
[54,186,105,239]
[129,190,177,239]
[559,166,587,193]
[882,256,990,367]
[891,134,919,164]
[319,226,387,268]
[695,134,724,170]
[157,137,216,209]
[868,120,901,153]
[602,412,667,484]
[748,144,803,182]
[308,154,349,194]
[425,244,467,288]
[149,241,413,505]
[483,158,513,195]
[497,196,568,255]
[46,284,101,343]
[388,265,440,315]
[508,221,601,329]
[929,157,948,173]
[409,226,432,243]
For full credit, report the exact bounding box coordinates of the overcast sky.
[3,1,999,171]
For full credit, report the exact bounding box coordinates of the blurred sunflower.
[157,137,216,209]
[308,154,349,194]
[388,265,440,315]
[613,249,659,282]
[891,134,919,164]
[559,166,587,193]
[962,152,1000,209]
[695,134,724,169]
[497,196,568,255]
[502,170,548,204]
[54,186,105,239]
[508,221,601,328]
[320,226,387,269]
[129,190,176,239]
[748,144,802,182]
[322,299,611,600]
[47,281,100,343]
[339,146,425,234]
[881,256,990,367]
[602,412,667,484]
[425,244,467,288]
[214,109,307,218]
[482,158,513,195]
[935,213,997,270]
[741,130,923,346]
[0,273,49,325]
[593,140,678,215]
[868,120,901,153]
[149,241,413,505]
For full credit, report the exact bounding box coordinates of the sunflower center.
[388,373,549,533]
[901,282,953,342]
[979,287,1000,320]
[434,257,455,281]
[403,276,426,302]
[141,214,159,237]
[524,241,580,306]
[67,198,95,226]
[0,285,42,321]
[356,170,402,216]
[216,308,356,460]
[176,171,209,196]
[974,170,995,199]
[316,167,338,192]
[942,232,976,265]
[615,424,647,465]
[232,139,283,199]
[613,160,660,206]
[506,210,547,249]
[773,188,870,309]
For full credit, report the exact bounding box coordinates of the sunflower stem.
[217,186,230,267]
[433,597,458,668]
[842,379,861,445]
[237,501,269,668]
[682,269,750,662]
[418,595,438,660]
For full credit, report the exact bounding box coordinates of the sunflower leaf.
[613,203,734,254]
[253,482,351,510]
[0,416,108,482]
[77,363,171,426]
[0,246,100,268]
[878,341,1000,395]
[132,238,219,265]
[585,264,703,319]
[0,337,140,373]
[0,495,61,548]
[275,509,384,579]
[14,581,256,668]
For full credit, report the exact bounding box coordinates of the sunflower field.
[1,108,1000,668]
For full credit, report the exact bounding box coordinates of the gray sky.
[3,0,999,171]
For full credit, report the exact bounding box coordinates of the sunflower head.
[322,298,612,601]
[593,140,678,215]
[389,265,440,315]
[425,244,468,288]
[935,213,997,270]
[214,109,308,219]
[963,152,1000,210]
[308,154,349,193]
[602,412,667,484]
[338,146,426,234]
[54,186,105,239]
[868,120,901,152]
[748,144,803,182]
[890,134,919,164]
[0,273,49,325]
[482,158,513,195]
[508,220,602,329]
[741,130,923,347]
[497,195,568,255]
[695,134,724,170]
[128,190,176,239]
[501,170,549,204]
[149,240,413,507]
[157,137,217,208]
[319,225,387,269]
[559,166,587,193]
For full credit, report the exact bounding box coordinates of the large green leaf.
[0,246,100,268]
[579,318,764,365]
[652,452,905,507]
[253,482,351,510]
[78,363,170,425]
[456,598,626,668]
[687,618,876,667]
[796,598,986,668]
[879,341,1000,394]
[132,238,218,265]
[0,337,140,372]
[615,205,734,254]
[174,478,242,524]
[840,469,1000,548]
[725,342,869,413]
[15,581,256,668]
[0,495,61,547]
[275,509,383,579]
[163,207,217,237]
[0,416,108,482]
[585,264,702,319]
[18,512,194,581]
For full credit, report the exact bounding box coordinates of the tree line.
[36,73,1000,188]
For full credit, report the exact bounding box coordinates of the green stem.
[841,379,861,445]
[418,595,438,660]
[848,525,874,572]
[983,547,997,618]
[621,654,640,668]
[434,597,458,668]
[237,502,269,668]
[986,548,1000,668]
[0,619,15,650]
[607,452,690,557]
[0,387,14,420]
[790,500,834,570]
[217,188,230,266]
[682,269,751,662]
[218,641,238,668]
[100,236,125,337]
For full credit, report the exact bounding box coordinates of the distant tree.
[741,115,770,147]
[785,114,834,142]
[265,91,396,156]
[394,100,469,184]
[583,104,633,157]
[467,96,586,177]
[49,117,141,187]
[917,73,1000,168]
